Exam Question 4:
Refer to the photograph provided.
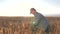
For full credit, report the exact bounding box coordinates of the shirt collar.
[34,12,38,16]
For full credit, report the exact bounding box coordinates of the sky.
[0,0,60,16]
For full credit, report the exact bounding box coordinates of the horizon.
[0,0,60,16]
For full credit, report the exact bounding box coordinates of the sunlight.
[0,0,60,16]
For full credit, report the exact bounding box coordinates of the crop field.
[0,17,59,34]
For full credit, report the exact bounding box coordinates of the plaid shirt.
[32,12,50,31]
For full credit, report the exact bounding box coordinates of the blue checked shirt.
[32,12,50,31]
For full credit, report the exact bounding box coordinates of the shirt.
[33,12,50,31]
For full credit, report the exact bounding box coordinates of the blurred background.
[0,0,60,17]
[0,0,60,34]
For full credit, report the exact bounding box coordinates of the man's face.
[30,10,35,14]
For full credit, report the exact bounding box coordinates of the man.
[30,8,50,34]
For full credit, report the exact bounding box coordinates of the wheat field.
[0,17,59,34]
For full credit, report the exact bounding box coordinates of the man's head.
[30,8,37,15]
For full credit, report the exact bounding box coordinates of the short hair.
[30,8,36,11]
